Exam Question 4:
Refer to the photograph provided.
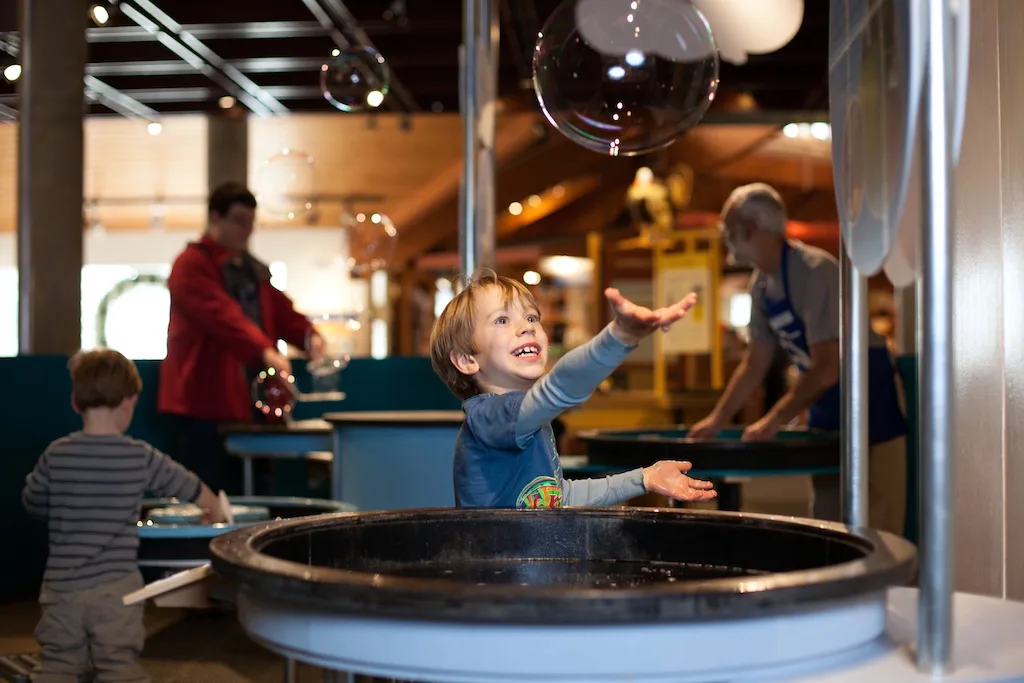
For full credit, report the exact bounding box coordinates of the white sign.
[658,255,712,355]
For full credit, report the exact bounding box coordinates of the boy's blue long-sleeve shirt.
[454,324,647,508]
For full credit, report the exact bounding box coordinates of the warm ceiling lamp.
[692,0,804,65]
[89,2,117,26]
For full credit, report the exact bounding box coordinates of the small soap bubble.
[306,355,349,394]
[252,367,297,420]
[343,211,398,276]
[320,46,391,113]
[255,149,316,220]
[532,0,720,156]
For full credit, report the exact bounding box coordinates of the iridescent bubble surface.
[320,46,391,113]
[533,0,720,156]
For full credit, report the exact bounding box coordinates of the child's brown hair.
[68,348,143,411]
[430,270,540,400]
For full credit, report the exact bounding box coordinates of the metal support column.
[208,111,249,192]
[17,0,90,355]
[839,239,869,527]
[918,0,956,673]
[458,0,499,277]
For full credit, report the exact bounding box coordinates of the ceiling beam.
[684,175,837,223]
[387,113,543,231]
[118,0,289,117]
[0,33,158,121]
[497,91,830,122]
[705,154,834,191]
[501,170,637,247]
[495,173,603,239]
[84,54,468,78]
[391,135,637,266]
[81,19,455,43]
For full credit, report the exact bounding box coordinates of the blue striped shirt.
[22,432,201,592]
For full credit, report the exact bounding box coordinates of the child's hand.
[642,460,717,502]
[195,484,229,524]
[605,288,699,346]
[205,500,229,524]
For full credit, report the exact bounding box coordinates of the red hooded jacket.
[158,235,314,422]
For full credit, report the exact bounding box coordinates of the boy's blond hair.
[68,348,143,411]
[430,270,540,400]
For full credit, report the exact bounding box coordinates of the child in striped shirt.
[22,348,225,683]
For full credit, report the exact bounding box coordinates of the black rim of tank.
[209,507,916,625]
[577,426,839,471]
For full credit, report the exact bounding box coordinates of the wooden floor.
[0,603,329,683]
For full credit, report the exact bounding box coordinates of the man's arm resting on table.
[763,340,839,425]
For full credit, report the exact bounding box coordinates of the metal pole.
[839,241,870,527]
[458,0,478,278]
[459,0,498,280]
[918,0,955,673]
[475,0,499,270]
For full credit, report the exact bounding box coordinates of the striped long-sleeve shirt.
[22,432,202,592]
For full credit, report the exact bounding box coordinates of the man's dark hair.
[208,182,257,217]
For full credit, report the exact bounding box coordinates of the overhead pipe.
[0,33,159,122]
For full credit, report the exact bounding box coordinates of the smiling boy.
[430,271,717,509]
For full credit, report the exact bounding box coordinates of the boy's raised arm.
[514,325,634,442]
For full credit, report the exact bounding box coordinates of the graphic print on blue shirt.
[759,242,906,443]
[454,391,564,509]
[516,475,563,508]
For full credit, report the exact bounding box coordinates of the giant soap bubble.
[533,0,720,156]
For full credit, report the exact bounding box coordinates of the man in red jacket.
[158,182,323,494]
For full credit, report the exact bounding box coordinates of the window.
[0,268,17,357]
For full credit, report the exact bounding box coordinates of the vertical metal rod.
[918,0,955,672]
[474,0,499,270]
[458,0,479,278]
[840,241,870,527]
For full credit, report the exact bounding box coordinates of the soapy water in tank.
[369,558,767,588]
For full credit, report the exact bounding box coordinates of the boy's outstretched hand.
[642,460,717,502]
[606,288,699,346]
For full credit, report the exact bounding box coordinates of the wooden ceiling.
[0,111,840,264]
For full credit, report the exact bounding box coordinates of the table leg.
[284,657,296,683]
[243,456,254,497]
[331,429,343,502]
[715,480,742,511]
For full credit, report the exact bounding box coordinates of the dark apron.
[761,242,907,444]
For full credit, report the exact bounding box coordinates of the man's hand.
[262,347,292,375]
[741,414,782,442]
[306,331,325,362]
[642,461,717,502]
[606,288,699,346]
[687,415,723,440]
